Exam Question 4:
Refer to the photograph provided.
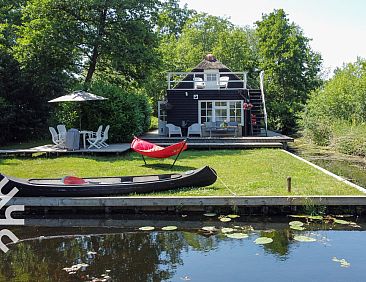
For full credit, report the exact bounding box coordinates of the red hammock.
[131,137,187,167]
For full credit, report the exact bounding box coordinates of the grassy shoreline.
[0,149,362,196]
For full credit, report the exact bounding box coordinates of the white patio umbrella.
[48,90,108,129]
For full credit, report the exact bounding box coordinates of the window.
[206,73,217,81]
[199,101,243,124]
[200,101,213,124]
[229,101,242,122]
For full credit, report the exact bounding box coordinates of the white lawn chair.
[99,125,110,147]
[194,77,205,89]
[187,123,202,137]
[56,124,67,143]
[219,76,229,88]
[49,127,65,148]
[87,125,103,149]
[166,124,182,137]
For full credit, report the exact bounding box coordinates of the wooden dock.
[5,196,366,215]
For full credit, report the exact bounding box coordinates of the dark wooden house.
[158,54,268,137]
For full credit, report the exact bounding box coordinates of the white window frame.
[158,101,167,136]
[204,70,219,89]
[198,100,243,125]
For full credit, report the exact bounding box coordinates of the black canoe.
[0,166,217,197]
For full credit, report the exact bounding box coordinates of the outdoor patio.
[141,129,293,149]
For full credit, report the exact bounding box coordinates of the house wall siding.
[166,89,248,126]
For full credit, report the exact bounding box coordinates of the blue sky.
[180,0,366,74]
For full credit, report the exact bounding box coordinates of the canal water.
[1,215,365,281]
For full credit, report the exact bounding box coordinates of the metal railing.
[259,71,268,136]
[167,71,248,90]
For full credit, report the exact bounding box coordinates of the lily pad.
[290,225,306,231]
[333,219,354,225]
[201,226,217,232]
[293,235,316,242]
[162,226,178,231]
[227,214,240,218]
[138,226,155,231]
[203,213,217,217]
[221,228,234,233]
[241,225,255,232]
[254,237,273,244]
[220,217,232,222]
[226,233,248,239]
[289,215,323,220]
[308,215,323,220]
[289,221,304,227]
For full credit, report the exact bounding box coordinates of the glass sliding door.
[198,100,243,124]
[214,101,227,122]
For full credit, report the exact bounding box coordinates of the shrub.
[331,123,366,156]
[302,59,366,151]
[150,116,158,130]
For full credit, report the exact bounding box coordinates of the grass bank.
[0,149,362,196]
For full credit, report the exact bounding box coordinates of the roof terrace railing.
[167,71,248,90]
[259,71,268,136]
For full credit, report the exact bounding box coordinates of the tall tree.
[0,0,26,49]
[213,27,259,87]
[255,9,322,133]
[15,0,160,89]
[141,0,196,106]
[174,13,233,71]
[156,0,195,38]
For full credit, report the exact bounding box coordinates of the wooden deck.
[0,143,131,157]
[141,130,293,149]
[0,130,293,156]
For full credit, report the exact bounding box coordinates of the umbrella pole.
[79,105,82,130]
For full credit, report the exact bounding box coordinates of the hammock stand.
[131,137,187,168]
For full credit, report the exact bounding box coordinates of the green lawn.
[0,149,363,196]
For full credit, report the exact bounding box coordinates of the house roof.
[192,54,230,71]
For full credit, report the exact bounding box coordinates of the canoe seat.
[133,176,160,183]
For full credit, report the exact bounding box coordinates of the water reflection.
[260,230,291,259]
[0,217,365,281]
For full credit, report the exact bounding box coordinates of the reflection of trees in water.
[0,232,188,281]
[0,243,50,281]
[182,231,218,252]
[260,229,291,260]
[0,228,293,280]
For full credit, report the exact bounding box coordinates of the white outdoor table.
[79,130,93,149]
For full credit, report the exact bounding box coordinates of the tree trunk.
[84,7,107,85]
[85,45,99,85]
